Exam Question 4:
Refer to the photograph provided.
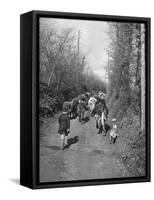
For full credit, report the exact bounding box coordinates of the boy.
[110,118,118,144]
[58,106,70,150]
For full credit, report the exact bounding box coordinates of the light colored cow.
[88,97,97,113]
[99,92,106,100]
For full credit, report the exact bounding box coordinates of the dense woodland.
[107,22,145,176]
[39,21,106,118]
[39,21,146,176]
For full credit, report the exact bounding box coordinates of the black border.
[22,10,151,189]
[20,12,33,188]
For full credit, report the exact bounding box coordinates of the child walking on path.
[58,107,70,150]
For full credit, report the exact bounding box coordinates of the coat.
[58,112,70,135]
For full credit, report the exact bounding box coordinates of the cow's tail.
[101,112,105,131]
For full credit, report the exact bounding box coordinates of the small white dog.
[110,118,118,144]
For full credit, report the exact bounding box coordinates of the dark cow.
[77,98,87,123]
[62,101,73,119]
[63,97,79,119]
[71,97,79,118]
[92,99,108,135]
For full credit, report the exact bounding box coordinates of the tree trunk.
[141,24,145,133]
[48,73,52,87]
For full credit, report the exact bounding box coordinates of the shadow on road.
[66,136,79,148]
[83,117,90,123]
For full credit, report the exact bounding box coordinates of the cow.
[101,106,108,135]
[88,96,97,115]
[93,100,108,135]
[63,96,80,119]
[62,101,73,119]
[71,97,79,118]
[98,92,106,100]
[77,97,87,123]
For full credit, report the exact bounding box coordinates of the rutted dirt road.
[40,113,134,182]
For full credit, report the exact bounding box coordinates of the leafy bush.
[39,82,62,125]
[107,92,145,176]
[117,108,145,176]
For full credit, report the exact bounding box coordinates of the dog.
[110,118,118,144]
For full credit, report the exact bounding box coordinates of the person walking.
[58,106,70,150]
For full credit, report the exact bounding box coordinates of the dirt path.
[40,113,134,182]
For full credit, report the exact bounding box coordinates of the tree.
[107,22,145,128]
[39,21,106,110]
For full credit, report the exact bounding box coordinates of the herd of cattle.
[62,92,109,135]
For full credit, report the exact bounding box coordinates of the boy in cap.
[58,106,70,150]
[110,118,118,144]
